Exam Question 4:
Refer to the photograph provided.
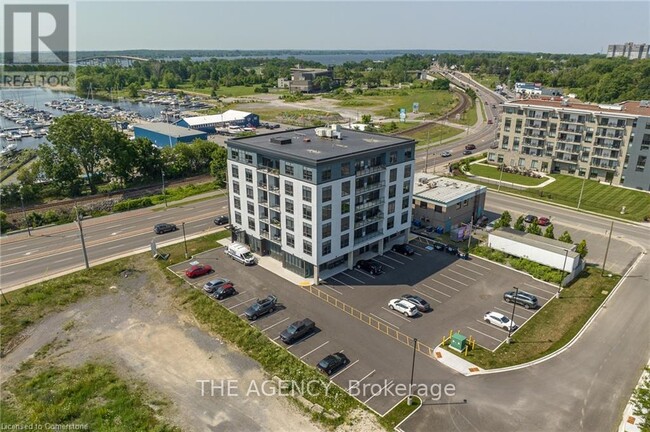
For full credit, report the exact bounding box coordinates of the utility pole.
[507,286,519,344]
[19,188,31,237]
[75,206,90,270]
[408,337,418,406]
[182,222,189,259]
[467,215,473,251]
[601,221,614,276]
[497,163,505,192]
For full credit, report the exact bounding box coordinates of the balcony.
[268,185,280,195]
[555,153,579,164]
[525,122,546,129]
[354,213,384,230]
[354,229,384,246]
[354,197,385,212]
[523,128,545,137]
[257,182,268,190]
[270,218,281,228]
[258,166,280,176]
[259,214,270,223]
[355,180,385,195]
[260,230,270,239]
[355,165,385,176]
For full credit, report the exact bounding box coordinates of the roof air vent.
[270,137,292,145]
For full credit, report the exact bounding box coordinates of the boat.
[1,143,18,154]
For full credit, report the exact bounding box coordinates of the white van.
[224,242,256,266]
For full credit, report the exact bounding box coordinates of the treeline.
[437,53,650,103]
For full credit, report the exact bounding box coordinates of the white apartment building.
[226,126,416,282]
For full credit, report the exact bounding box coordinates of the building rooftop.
[134,122,207,138]
[506,99,650,116]
[227,127,414,163]
[180,110,253,127]
[491,227,580,259]
[412,173,487,205]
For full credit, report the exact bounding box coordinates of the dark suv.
[244,295,278,320]
[355,259,383,275]
[154,223,177,234]
[391,243,415,256]
[503,291,539,309]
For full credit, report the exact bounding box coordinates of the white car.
[485,220,498,232]
[484,311,517,331]
[388,299,418,317]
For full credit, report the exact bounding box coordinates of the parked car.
[490,143,499,149]
[537,217,551,226]
[355,259,383,275]
[214,215,229,226]
[462,149,473,155]
[432,242,446,251]
[317,352,350,375]
[185,264,213,278]
[503,291,539,309]
[476,215,489,227]
[487,119,494,124]
[486,220,498,232]
[524,214,538,224]
[211,283,236,300]
[391,243,415,256]
[224,242,256,265]
[446,244,459,255]
[244,295,277,320]
[457,249,469,260]
[484,311,517,331]
[388,299,419,317]
[203,277,231,293]
[441,151,452,157]
[154,223,177,234]
[465,144,476,150]
[280,319,315,344]
[401,294,431,312]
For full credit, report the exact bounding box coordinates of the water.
[173,53,409,65]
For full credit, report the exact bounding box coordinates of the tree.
[38,141,83,196]
[544,225,555,239]
[632,367,650,431]
[558,231,573,244]
[526,220,542,235]
[576,239,588,258]
[361,114,372,124]
[210,146,228,186]
[496,211,512,228]
[514,215,526,231]
[127,83,140,98]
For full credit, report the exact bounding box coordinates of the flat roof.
[505,99,650,117]
[491,227,580,258]
[227,127,414,163]
[180,110,253,127]
[412,173,487,205]
[134,122,207,138]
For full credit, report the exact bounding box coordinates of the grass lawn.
[326,89,457,118]
[445,267,619,369]
[399,123,464,146]
[468,163,547,186]
[470,73,501,90]
[479,99,487,122]
[379,397,421,430]
[450,101,477,127]
[245,107,344,126]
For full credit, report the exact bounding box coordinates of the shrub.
[113,197,153,212]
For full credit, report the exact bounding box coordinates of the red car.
[185,264,213,278]
[538,217,551,226]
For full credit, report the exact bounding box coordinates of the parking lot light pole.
[556,249,569,299]
[182,222,189,259]
[75,206,90,270]
[507,287,519,344]
[408,337,418,406]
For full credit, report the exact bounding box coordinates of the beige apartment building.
[487,99,650,190]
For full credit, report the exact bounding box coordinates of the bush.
[112,197,153,212]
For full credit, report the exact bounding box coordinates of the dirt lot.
[0,258,326,432]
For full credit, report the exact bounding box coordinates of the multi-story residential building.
[606,42,649,60]
[277,67,335,93]
[488,99,650,190]
[226,125,416,281]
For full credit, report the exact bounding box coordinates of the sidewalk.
[433,346,483,376]
[618,361,649,432]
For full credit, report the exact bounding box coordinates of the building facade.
[226,125,416,281]
[277,67,335,93]
[606,43,649,60]
[487,99,650,190]
[175,110,259,132]
[133,122,208,147]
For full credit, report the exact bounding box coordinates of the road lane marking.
[146,216,159,220]
[2,271,15,276]
[364,380,394,404]
[455,264,484,276]
[429,278,460,292]
[52,257,75,264]
[381,307,413,322]
[227,297,257,310]
[467,326,502,343]
[413,289,442,303]
[369,312,400,329]
[438,273,468,287]
[330,276,356,290]
[447,269,477,281]
[420,283,451,297]
[330,359,359,379]
[261,317,290,333]
[500,301,535,312]
[106,244,123,250]
[300,341,330,359]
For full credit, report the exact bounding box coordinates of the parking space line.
[381,307,413,322]
[299,341,330,359]
[409,243,429,252]
[413,289,442,303]
[524,283,556,296]
[330,359,360,379]
[354,268,375,279]
[477,320,511,335]
[389,251,414,261]
[370,312,401,329]
[320,283,344,295]
[429,278,461,292]
[465,260,491,271]
[349,370,375,391]
[260,317,290,333]
[467,326,502,343]
[455,264,484,276]
[364,380,394,404]
[380,254,405,265]
[239,312,247,317]
[272,336,281,341]
[330,276,356,289]
[447,269,477,281]
[494,306,529,320]
[373,258,396,270]
[220,290,247,302]
[227,297,257,310]
[500,301,535,313]
[420,283,452,297]
[286,333,317,350]
[438,273,468,287]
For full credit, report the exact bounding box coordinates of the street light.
[19,187,31,237]
[408,337,418,406]
[507,286,519,343]
[577,175,587,209]
[497,162,505,192]
[182,222,189,259]
[75,206,90,270]
[556,249,569,299]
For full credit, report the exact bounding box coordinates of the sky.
[72,1,650,54]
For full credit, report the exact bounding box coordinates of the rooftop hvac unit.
[270,137,292,145]
[427,181,437,189]
[640,100,650,108]
[315,125,342,139]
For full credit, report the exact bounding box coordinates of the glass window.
[247,202,255,214]
[388,201,395,214]
[323,222,331,238]
[245,153,253,164]
[286,216,294,232]
[387,216,395,230]
[303,168,313,181]
[303,223,312,238]
[403,180,410,194]
[322,204,332,220]
[341,199,350,214]
[420,201,428,208]
[405,149,413,159]
[231,165,239,178]
[234,197,241,210]
[303,205,312,221]
[248,217,255,230]
[245,169,252,182]
[285,181,293,196]
[323,186,332,202]
[285,163,294,176]
[340,233,349,248]
[389,184,396,198]
[402,196,409,209]
[233,181,240,195]
[341,162,350,176]
[389,151,397,164]
[286,233,295,248]
[401,212,408,224]
[390,168,397,182]
[322,168,332,181]
[230,149,239,160]
[302,186,312,202]
[404,165,412,178]
[285,199,294,214]
[246,185,254,199]
[322,240,331,256]
[341,181,350,196]
[303,241,312,255]
[234,212,241,224]
[341,216,350,231]
[435,205,442,213]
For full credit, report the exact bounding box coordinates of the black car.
[401,294,431,312]
[244,295,277,320]
[214,215,229,226]
[524,214,538,224]
[432,242,445,251]
[317,352,350,375]
[446,244,459,255]
[355,259,383,275]
[391,243,415,256]
[503,291,539,309]
[211,283,237,300]
[462,149,473,155]
[465,144,476,150]
[154,223,177,234]
[280,319,315,344]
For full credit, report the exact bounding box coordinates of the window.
[389,151,397,164]
[389,185,396,199]
[387,216,395,230]
[403,180,410,194]
[246,185,254,199]
[302,186,312,202]
[404,165,411,178]
[636,155,647,172]
[323,222,331,238]
[303,241,312,255]
[245,169,252,182]
[323,186,332,202]
[233,181,240,195]
[420,201,428,209]
[341,216,350,231]
[341,181,350,196]
[405,149,413,159]
[390,168,397,182]
[285,181,293,196]
[230,149,239,160]
[234,197,241,210]
[388,201,396,214]
[456,202,462,209]
[248,217,255,230]
[247,202,255,214]
[463,199,468,207]
[340,233,349,248]
[303,168,313,181]
[303,223,312,239]
[245,153,253,164]
[286,216,294,232]
[322,204,332,220]
[322,240,332,256]
[234,212,242,224]
[303,205,312,221]
[285,163,294,176]
[286,233,295,248]
[231,165,239,178]
[402,197,409,209]
[341,162,350,176]
[285,199,294,214]
[401,212,408,224]
[341,199,350,214]
[322,168,332,181]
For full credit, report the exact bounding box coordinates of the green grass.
[244,107,344,126]
[0,362,178,431]
[450,101,477,126]
[325,89,457,118]
[468,164,547,186]
[479,99,487,122]
[445,267,618,369]
[399,123,464,146]
[379,397,421,430]
[470,73,501,90]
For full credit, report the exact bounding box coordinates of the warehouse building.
[175,110,259,133]
[133,122,208,147]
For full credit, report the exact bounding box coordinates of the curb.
[393,396,423,432]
